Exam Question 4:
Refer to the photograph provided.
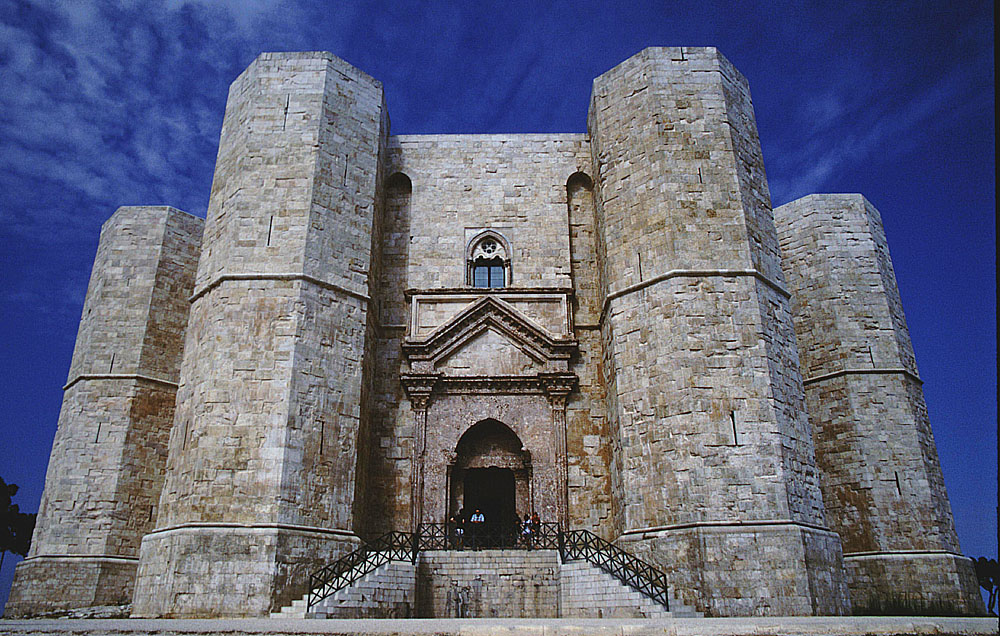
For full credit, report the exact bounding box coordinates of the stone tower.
[774,194,983,614]
[130,52,387,617]
[7,48,984,619]
[587,47,848,616]
[5,207,202,616]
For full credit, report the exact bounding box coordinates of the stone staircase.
[271,559,415,619]
[273,549,701,619]
[560,560,700,618]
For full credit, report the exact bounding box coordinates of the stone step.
[271,550,702,619]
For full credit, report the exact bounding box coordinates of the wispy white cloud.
[766,18,994,205]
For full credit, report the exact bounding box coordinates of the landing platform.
[0,617,996,636]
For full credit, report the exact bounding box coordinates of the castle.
[6,47,984,618]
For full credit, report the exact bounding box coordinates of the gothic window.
[468,233,510,289]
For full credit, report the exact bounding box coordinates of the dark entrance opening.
[464,467,515,547]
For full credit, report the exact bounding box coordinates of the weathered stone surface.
[774,193,985,615]
[10,48,979,620]
[131,52,386,618]
[6,206,202,617]
[587,47,847,616]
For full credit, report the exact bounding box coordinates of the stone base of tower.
[618,522,851,617]
[844,551,985,616]
[4,555,136,617]
[130,524,361,618]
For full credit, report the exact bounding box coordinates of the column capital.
[401,373,440,411]
[540,372,576,408]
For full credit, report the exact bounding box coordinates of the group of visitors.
[446,508,542,549]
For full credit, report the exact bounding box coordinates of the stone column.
[5,207,202,617]
[401,375,437,531]
[588,47,849,616]
[542,374,575,530]
[774,193,984,615]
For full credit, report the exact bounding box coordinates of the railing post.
[411,526,420,564]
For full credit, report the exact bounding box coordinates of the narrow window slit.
[282,94,289,130]
[868,345,875,366]
[267,216,273,246]
[109,353,115,373]
[320,421,325,455]
[894,471,902,495]
[637,252,643,282]
[698,167,703,183]
[95,422,101,443]
[730,411,739,446]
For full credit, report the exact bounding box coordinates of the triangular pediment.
[402,296,576,367]
[434,327,541,376]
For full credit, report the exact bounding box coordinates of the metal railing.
[416,521,561,551]
[307,530,415,612]
[305,524,671,613]
[560,529,670,611]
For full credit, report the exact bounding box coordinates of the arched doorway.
[448,419,531,541]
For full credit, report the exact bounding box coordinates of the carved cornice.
[399,373,578,398]
[404,286,574,299]
[402,296,577,365]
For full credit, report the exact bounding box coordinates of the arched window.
[467,232,510,289]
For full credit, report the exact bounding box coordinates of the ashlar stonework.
[5,47,984,619]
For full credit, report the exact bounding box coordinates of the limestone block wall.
[416,550,560,618]
[132,52,386,618]
[774,193,983,615]
[588,46,848,616]
[366,135,612,535]
[6,206,202,617]
[565,174,613,535]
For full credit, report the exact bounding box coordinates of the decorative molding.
[599,268,790,326]
[400,373,578,399]
[400,373,439,410]
[64,373,179,391]
[190,273,369,304]
[843,549,966,560]
[402,295,576,366]
[802,367,922,386]
[620,519,835,537]
[404,286,574,298]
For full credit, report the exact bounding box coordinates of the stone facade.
[6,47,983,618]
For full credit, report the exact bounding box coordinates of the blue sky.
[0,0,995,610]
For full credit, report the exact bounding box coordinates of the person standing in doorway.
[470,508,485,549]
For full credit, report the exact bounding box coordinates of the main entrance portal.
[463,467,515,541]
[448,420,531,534]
